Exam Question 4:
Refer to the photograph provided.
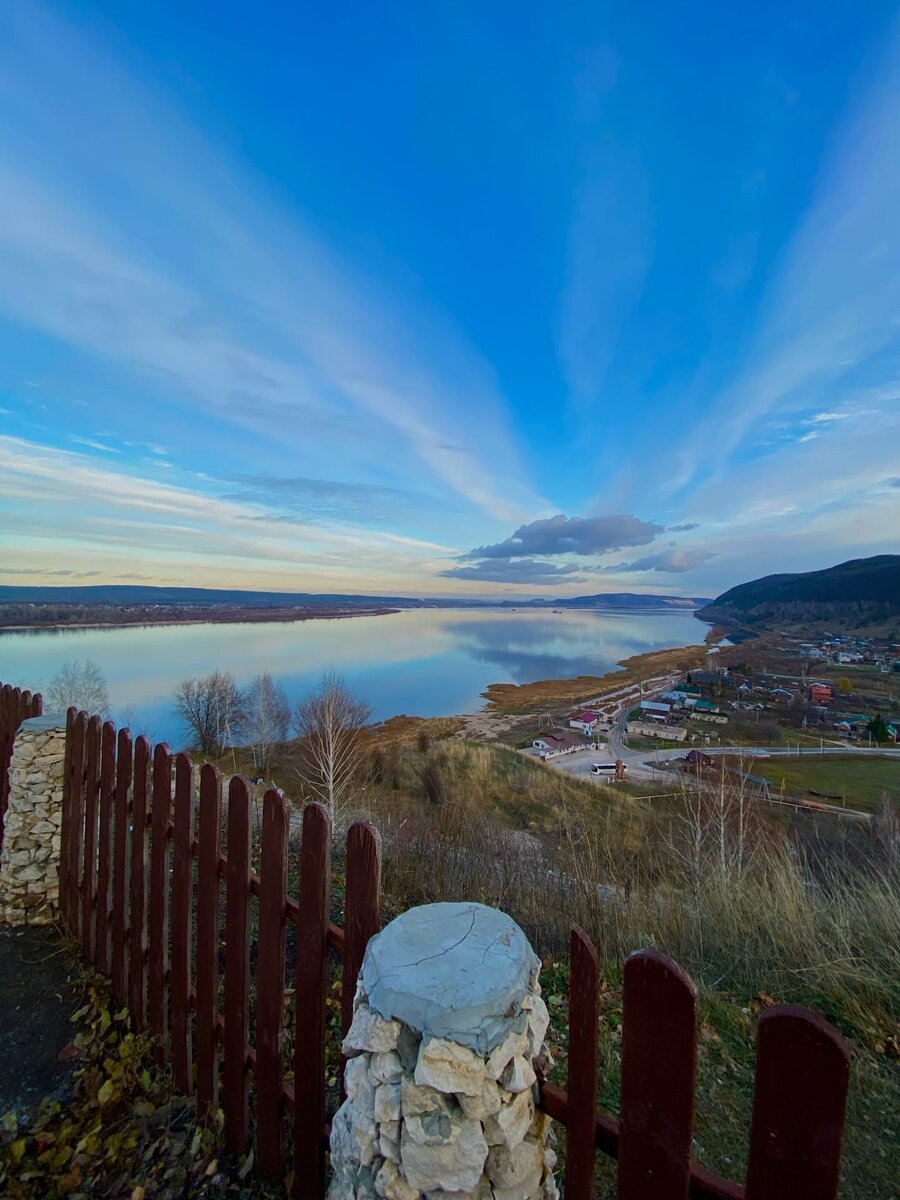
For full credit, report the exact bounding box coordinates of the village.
[516,630,900,813]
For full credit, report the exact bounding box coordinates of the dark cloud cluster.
[443,512,711,585]
[441,558,587,584]
[467,513,663,559]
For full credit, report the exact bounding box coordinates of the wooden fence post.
[111,728,133,1003]
[95,720,117,975]
[129,736,151,1031]
[256,790,289,1180]
[293,802,331,1200]
[618,949,697,1200]
[195,764,222,1124]
[58,707,76,930]
[80,715,102,963]
[745,1005,850,1200]
[565,925,599,1200]
[341,821,381,1104]
[69,710,88,941]
[170,752,194,1095]
[148,743,172,1060]
[223,776,252,1156]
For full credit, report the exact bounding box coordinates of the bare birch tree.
[292,670,371,817]
[47,659,109,715]
[240,672,290,772]
[173,670,243,755]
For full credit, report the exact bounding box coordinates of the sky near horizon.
[1,2,898,599]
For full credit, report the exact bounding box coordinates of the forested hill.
[697,555,900,627]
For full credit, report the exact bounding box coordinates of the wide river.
[1,607,707,747]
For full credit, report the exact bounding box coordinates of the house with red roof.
[569,709,600,735]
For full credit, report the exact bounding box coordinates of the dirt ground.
[0,925,79,1116]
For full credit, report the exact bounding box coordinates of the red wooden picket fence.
[0,682,43,855]
[49,705,851,1199]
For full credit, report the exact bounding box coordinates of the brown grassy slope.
[482,643,709,712]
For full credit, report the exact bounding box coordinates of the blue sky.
[1,1,898,598]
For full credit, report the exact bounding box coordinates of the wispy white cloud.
[0,437,459,588]
[0,2,542,526]
[71,436,119,454]
[668,18,900,489]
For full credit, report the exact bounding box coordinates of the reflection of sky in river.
[0,608,706,747]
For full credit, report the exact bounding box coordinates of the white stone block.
[484,1089,534,1150]
[374,1160,418,1200]
[345,1054,376,1117]
[458,1077,504,1121]
[501,1056,537,1094]
[487,1137,544,1190]
[370,1050,403,1084]
[374,1081,401,1123]
[415,1037,487,1097]
[401,1115,489,1192]
[486,1028,529,1081]
[343,1004,403,1055]
[401,1076,456,1120]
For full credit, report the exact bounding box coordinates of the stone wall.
[329,902,558,1200]
[0,715,67,925]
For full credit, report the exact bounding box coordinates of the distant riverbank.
[0,606,400,633]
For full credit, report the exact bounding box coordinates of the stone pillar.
[329,901,558,1200]
[0,714,67,926]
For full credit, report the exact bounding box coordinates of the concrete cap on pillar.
[18,714,68,734]
[361,901,540,1054]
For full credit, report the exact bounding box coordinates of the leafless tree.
[173,671,244,755]
[292,670,372,818]
[47,659,109,715]
[240,673,290,772]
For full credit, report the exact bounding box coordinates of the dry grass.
[359,740,900,1042]
[482,644,708,712]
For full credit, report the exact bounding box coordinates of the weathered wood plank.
[80,715,102,962]
[148,743,172,1060]
[745,1005,850,1200]
[223,776,251,1155]
[111,728,133,1003]
[129,735,151,1031]
[170,752,194,1094]
[195,763,222,1124]
[565,925,599,1200]
[94,720,117,975]
[618,949,697,1200]
[293,802,331,1200]
[256,790,289,1180]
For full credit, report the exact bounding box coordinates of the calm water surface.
[0,608,707,747]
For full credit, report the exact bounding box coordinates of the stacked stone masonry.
[329,902,558,1200]
[0,715,67,926]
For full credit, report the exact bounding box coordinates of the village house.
[627,720,687,742]
[569,709,600,735]
[639,699,671,720]
[808,682,833,705]
[532,730,587,759]
[690,670,725,689]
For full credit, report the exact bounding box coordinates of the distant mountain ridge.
[512,593,711,609]
[697,555,900,627]
[0,584,710,609]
